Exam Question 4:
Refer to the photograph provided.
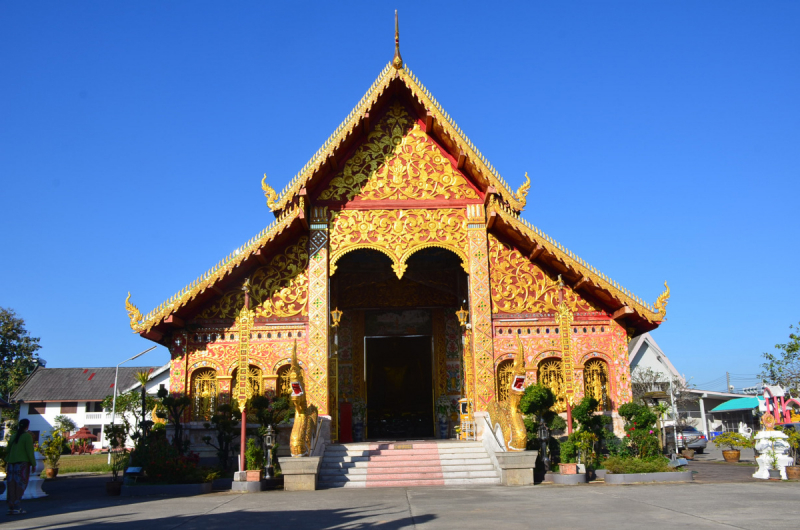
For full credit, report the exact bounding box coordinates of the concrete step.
[319,441,499,489]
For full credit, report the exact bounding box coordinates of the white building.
[11,364,167,448]
[628,332,742,437]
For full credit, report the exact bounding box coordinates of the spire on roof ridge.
[392,10,403,69]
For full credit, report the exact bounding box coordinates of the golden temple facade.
[126,47,668,443]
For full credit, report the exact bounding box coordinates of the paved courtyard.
[1,463,797,530]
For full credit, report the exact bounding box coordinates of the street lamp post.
[107,346,156,464]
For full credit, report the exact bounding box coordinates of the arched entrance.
[333,247,468,440]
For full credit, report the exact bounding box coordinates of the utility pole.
[726,372,731,393]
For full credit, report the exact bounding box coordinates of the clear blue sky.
[2,2,798,391]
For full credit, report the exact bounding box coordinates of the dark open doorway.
[366,336,433,440]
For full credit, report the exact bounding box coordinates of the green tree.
[156,386,192,454]
[760,322,800,395]
[0,307,42,402]
[102,390,158,443]
[202,403,241,471]
[519,384,562,469]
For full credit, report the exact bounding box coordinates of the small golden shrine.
[125,25,669,445]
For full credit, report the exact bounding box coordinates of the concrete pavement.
[0,474,798,529]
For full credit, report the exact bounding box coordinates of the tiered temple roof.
[127,59,668,340]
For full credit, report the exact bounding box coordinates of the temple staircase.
[318,440,500,488]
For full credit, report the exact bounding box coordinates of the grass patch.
[56,454,112,473]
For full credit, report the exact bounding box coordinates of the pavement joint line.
[586,487,750,530]
[166,492,243,530]
[405,489,419,528]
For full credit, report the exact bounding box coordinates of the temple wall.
[486,232,633,413]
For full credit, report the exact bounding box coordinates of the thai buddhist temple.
[125,16,669,486]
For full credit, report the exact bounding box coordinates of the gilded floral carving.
[198,237,309,319]
[329,209,469,278]
[488,234,596,315]
[318,102,479,202]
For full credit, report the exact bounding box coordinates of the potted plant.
[681,448,696,460]
[245,438,264,482]
[766,443,781,480]
[38,431,65,479]
[713,432,750,463]
[784,429,800,480]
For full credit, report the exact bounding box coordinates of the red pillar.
[566,402,573,435]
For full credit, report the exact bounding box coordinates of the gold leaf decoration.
[329,209,469,279]
[198,237,309,319]
[653,281,670,320]
[262,174,279,211]
[515,172,530,207]
[125,292,143,331]
[318,102,479,202]
[488,234,596,314]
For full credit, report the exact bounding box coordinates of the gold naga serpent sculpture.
[288,341,318,457]
[488,335,528,452]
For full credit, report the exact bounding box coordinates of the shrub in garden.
[245,438,264,471]
[712,432,752,451]
[143,433,201,484]
[604,455,675,474]
[617,402,661,458]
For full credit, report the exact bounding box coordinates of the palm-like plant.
[134,370,151,438]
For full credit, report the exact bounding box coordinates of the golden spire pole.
[392,10,403,69]
[237,278,253,471]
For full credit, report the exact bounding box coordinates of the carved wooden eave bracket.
[126,203,304,337]
[266,62,528,216]
[487,201,670,330]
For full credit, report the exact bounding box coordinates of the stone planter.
[246,470,263,482]
[121,482,213,497]
[587,469,607,481]
[106,481,123,496]
[552,473,587,485]
[722,450,741,463]
[279,456,322,491]
[605,471,693,484]
[495,451,538,486]
[785,465,800,480]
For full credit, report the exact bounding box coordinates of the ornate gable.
[488,233,600,317]
[316,101,480,204]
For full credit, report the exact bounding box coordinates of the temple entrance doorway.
[365,335,434,440]
[332,247,468,442]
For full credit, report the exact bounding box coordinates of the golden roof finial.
[392,10,403,69]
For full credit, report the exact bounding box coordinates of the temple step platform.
[317,440,500,488]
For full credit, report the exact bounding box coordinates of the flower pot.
[681,449,695,460]
[106,481,123,496]
[45,468,59,479]
[246,470,263,482]
[786,466,800,480]
[722,450,740,463]
[768,469,782,480]
[560,463,578,475]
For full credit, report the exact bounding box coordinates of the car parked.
[663,425,708,453]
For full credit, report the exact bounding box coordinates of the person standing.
[6,418,36,515]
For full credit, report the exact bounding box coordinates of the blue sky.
[1,2,798,391]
